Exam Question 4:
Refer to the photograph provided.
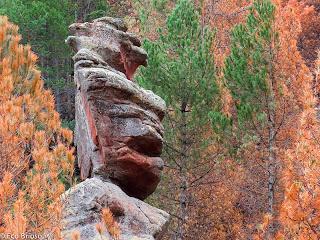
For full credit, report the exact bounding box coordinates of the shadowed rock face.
[67,17,166,200]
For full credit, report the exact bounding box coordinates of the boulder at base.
[62,178,170,240]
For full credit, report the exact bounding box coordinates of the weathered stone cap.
[66,17,147,80]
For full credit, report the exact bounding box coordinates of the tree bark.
[267,43,277,216]
[265,43,278,239]
[267,119,276,214]
[176,101,188,240]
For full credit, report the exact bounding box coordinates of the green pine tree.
[218,0,281,230]
[224,0,276,128]
[137,0,221,239]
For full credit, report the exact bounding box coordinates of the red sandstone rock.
[67,17,166,200]
[67,17,147,80]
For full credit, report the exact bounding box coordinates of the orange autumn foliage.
[276,48,320,240]
[246,1,320,239]
[95,208,121,240]
[0,16,74,238]
[188,0,320,239]
[101,208,121,240]
[296,0,320,69]
[130,1,320,239]
[71,231,80,240]
[203,0,319,239]
[187,159,247,239]
[273,2,320,237]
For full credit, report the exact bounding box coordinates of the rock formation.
[62,17,169,240]
[62,178,169,240]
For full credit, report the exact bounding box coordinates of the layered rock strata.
[62,17,169,240]
[67,17,166,200]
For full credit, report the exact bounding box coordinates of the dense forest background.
[1,0,320,239]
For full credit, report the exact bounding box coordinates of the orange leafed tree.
[272,1,320,238]
[277,105,320,239]
[214,0,318,238]
[257,12,320,236]
[0,16,74,238]
[131,1,320,239]
[276,15,320,238]
[294,0,320,69]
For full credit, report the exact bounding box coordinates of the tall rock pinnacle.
[62,17,169,240]
[66,17,166,200]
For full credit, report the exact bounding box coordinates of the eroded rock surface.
[67,17,165,199]
[62,178,170,240]
[64,17,169,240]
[67,17,148,80]
[67,17,166,200]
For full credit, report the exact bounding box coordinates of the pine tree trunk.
[267,122,276,214]
[267,44,277,216]
[266,99,277,239]
[176,102,188,240]
[266,44,277,239]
